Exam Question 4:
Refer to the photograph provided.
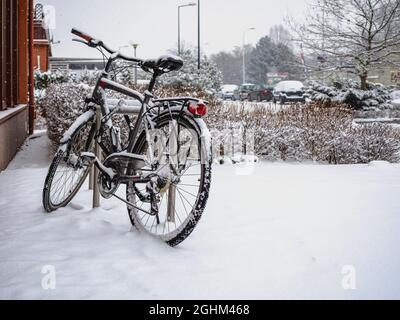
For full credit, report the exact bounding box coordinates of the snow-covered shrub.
[72,69,100,86]
[352,124,400,163]
[39,83,133,151]
[308,80,394,111]
[34,70,71,90]
[34,69,100,90]
[40,82,400,164]
[39,82,215,150]
[206,101,400,164]
[39,84,92,145]
[160,50,223,93]
[34,70,102,131]
[306,81,339,102]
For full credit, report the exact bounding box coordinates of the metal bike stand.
[92,108,102,208]
[88,101,142,209]
[89,167,94,190]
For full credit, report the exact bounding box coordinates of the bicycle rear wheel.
[43,114,95,212]
[126,112,212,247]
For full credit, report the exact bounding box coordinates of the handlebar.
[71,28,142,64]
[71,28,93,42]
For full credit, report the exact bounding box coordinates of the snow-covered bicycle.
[42,29,212,246]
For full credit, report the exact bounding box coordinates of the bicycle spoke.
[176,188,195,211]
[176,186,198,199]
[176,188,195,212]
[177,189,190,219]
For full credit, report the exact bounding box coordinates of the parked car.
[234,83,256,101]
[218,84,239,100]
[273,81,306,104]
[391,90,400,107]
[248,85,274,102]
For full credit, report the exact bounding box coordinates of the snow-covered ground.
[1,134,400,299]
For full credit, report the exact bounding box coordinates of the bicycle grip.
[71,28,93,42]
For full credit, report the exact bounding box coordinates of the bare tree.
[290,0,400,89]
[269,25,293,48]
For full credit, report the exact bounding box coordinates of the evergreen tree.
[274,43,302,79]
[247,36,300,85]
[247,36,278,85]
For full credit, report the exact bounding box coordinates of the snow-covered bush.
[351,124,400,163]
[39,84,92,145]
[39,82,215,150]
[206,101,400,164]
[35,70,102,131]
[39,83,134,151]
[307,80,394,111]
[40,82,400,164]
[160,50,223,93]
[34,70,71,90]
[35,69,100,90]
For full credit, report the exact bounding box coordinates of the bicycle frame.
[88,55,152,156]
[87,55,205,159]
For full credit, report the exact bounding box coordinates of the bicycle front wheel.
[43,112,95,212]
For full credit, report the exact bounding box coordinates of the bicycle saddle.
[141,55,184,74]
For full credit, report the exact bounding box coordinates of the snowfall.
[1,132,400,300]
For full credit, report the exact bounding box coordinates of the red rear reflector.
[188,102,207,117]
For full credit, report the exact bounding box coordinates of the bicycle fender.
[151,109,212,165]
[59,109,96,149]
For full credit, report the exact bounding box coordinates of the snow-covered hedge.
[39,83,133,153]
[207,101,400,164]
[40,83,400,164]
[39,82,214,150]
[39,84,91,145]
[35,69,100,90]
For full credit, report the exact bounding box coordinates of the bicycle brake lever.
[72,38,98,48]
[72,38,88,45]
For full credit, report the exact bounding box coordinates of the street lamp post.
[197,0,200,69]
[242,27,255,84]
[132,43,139,85]
[178,2,197,55]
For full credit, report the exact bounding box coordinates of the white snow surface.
[1,134,400,299]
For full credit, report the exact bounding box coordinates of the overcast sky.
[39,0,308,59]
